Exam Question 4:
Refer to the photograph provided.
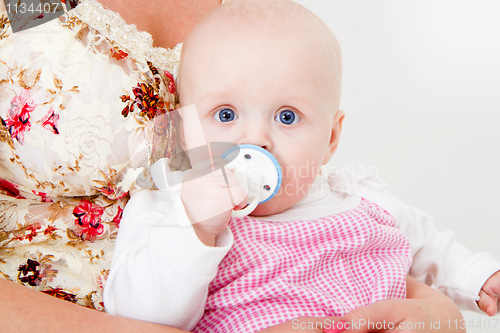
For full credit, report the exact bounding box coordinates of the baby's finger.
[184,156,230,183]
[221,167,253,211]
[231,186,249,211]
[481,270,500,297]
[478,289,497,316]
[177,104,207,152]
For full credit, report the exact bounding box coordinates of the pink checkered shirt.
[193,198,412,333]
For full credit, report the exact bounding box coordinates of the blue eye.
[214,108,237,122]
[275,109,299,125]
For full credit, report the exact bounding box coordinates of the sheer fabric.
[0,0,178,310]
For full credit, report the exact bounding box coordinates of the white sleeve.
[383,191,500,312]
[103,185,233,330]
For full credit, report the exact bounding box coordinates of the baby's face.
[179,24,343,216]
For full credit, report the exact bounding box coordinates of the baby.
[103,0,500,332]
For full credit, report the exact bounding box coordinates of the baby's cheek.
[277,174,315,205]
[280,176,310,199]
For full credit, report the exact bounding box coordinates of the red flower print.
[24,225,41,242]
[112,206,123,228]
[12,224,41,242]
[32,190,53,202]
[42,287,77,303]
[44,225,57,236]
[94,182,127,200]
[148,61,161,87]
[60,0,79,9]
[18,259,41,286]
[5,89,36,143]
[110,48,129,60]
[121,104,131,118]
[101,183,114,196]
[40,109,60,135]
[73,199,104,241]
[132,82,166,120]
[164,71,176,94]
[121,66,169,119]
[0,179,25,199]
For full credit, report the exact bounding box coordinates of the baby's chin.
[249,205,281,217]
[249,195,301,217]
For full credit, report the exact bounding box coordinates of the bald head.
[175,0,345,214]
[179,0,342,110]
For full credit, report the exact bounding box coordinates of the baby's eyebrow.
[281,96,316,112]
[196,92,234,108]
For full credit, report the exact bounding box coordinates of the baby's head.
[178,0,344,216]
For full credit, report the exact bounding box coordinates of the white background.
[295,0,500,332]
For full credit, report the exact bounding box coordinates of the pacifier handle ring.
[231,195,260,218]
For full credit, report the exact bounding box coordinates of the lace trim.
[72,0,181,71]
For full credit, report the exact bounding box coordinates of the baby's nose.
[236,114,273,150]
[239,130,272,152]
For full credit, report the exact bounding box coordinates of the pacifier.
[222,144,282,217]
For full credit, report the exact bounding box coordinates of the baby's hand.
[477,270,500,316]
[181,161,247,247]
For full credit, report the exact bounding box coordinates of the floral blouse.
[0,0,179,310]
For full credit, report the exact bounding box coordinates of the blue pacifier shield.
[222,144,282,206]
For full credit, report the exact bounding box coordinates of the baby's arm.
[385,191,500,314]
[103,187,233,330]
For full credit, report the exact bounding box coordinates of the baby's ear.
[323,109,345,165]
